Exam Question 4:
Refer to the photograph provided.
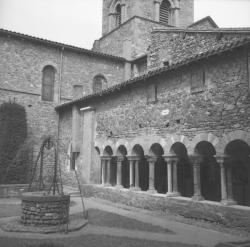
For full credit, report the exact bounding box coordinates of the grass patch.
[0,235,202,247]
[87,208,174,234]
[0,204,20,218]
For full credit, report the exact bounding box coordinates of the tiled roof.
[188,16,219,29]
[0,28,126,62]
[55,37,250,111]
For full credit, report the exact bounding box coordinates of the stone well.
[21,192,70,226]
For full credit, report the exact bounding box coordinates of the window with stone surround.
[160,0,171,25]
[42,65,55,101]
[93,75,107,93]
[146,83,158,103]
[190,65,206,93]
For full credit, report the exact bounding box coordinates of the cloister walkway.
[0,188,248,247]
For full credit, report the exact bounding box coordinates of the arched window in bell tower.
[160,0,171,25]
[115,4,122,27]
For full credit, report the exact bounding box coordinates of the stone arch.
[93,74,107,93]
[164,134,190,155]
[115,140,129,155]
[169,142,193,197]
[101,140,115,156]
[190,133,221,154]
[149,143,167,194]
[159,0,175,7]
[145,136,166,156]
[128,136,150,156]
[221,130,250,152]
[224,139,250,206]
[42,65,56,102]
[149,143,164,157]
[195,141,220,202]
[131,144,148,191]
[103,145,113,156]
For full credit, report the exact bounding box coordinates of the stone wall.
[21,193,70,226]
[0,32,125,184]
[0,184,29,198]
[98,17,168,59]
[93,48,250,143]
[102,0,194,35]
[82,184,250,232]
[148,30,250,69]
[0,33,125,101]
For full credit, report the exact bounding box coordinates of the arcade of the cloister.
[95,131,250,207]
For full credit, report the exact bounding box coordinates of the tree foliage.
[0,102,31,184]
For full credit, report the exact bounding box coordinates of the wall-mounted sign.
[161,109,170,116]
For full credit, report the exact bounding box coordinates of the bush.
[0,102,31,184]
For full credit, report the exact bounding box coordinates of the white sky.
[0,0,250,49]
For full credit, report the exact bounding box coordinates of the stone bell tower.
[102,0,194,35]
[94,0,194,69]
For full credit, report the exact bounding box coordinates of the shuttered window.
[93,75,107,93]
[42,65,55,101]
[160,0,171,25]
[115,4,121,27]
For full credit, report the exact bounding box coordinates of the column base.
[221,199,237,206]
[131,186,141,191]
[192,195,204,201]
[104,183,112,187]
[166,192,180,197]
[115,185,124,189]
[147,189,157,194]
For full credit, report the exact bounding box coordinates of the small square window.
[191,66,205,93]
[146,84,157,103]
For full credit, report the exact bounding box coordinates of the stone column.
[101,158,106,186]
[226,162,237,205]
[164,156,173,196]
[147,157,157,193]
[154,0,161,22]
[106,157,111,186]
[190,155,204,201]
[172,156,180,196]
[215,155,228,204]
[165,155,180,197]
[127,156,135,189]
[134,158,140,191]
[116,156,124,189]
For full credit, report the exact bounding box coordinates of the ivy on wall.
[0,102,31,184]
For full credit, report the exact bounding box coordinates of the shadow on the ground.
[87,208,175,234]
[215,240,250,247]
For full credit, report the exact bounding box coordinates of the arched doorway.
[195,141,220,202]
[225,140,250,206]
[149,143,166,194]
[170,142,193,197]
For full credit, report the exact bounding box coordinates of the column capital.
[146,156,158,163]
[117,156,125,162]
[214,155,230,165]
[164,155,178,163]
[100,156,112,161]
[189,154,203,165]
[127,156,140,162]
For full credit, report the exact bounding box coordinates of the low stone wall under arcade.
[81,184,250,232]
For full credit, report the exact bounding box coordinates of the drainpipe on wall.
[58,46,65,103]
[55,46,64,193]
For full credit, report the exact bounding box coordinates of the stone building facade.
[1,0,250,227]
